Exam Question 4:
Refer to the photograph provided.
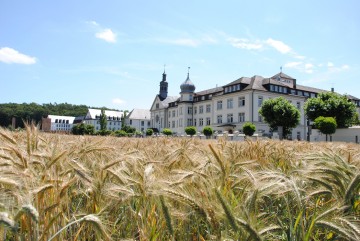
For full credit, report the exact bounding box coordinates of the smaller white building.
[83,108,124,131]
[125,109,151,132]
[47,115,75,132]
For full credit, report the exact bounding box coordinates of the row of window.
[268,84,317,98]
[194,94,213,102]
[94,115,122,121]
[167,113,256,128]
[55,124,71,128]
[94,121,121,126]
[167,96,302,120]
[224,84,241,93]
[54,119,70,124]
[129,120,151,126]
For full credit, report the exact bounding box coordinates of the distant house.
[42,115,75,132]
[125,109,151,133]
[83,108,124,131]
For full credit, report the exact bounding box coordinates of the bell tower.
[159,66,168,100]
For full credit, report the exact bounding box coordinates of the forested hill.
[0,102,119,128]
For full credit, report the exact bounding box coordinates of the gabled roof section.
[262,78,289,87]
[151,95,179,110]
[271,72,295,80]
[223,77,251,87]
[243,75,267,91]
[127,109,151,120]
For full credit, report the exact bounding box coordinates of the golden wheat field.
[1,124,360,240]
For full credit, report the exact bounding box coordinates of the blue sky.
[1,1,359,111]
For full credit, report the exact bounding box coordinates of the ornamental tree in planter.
[202,126,213,139]
[185,126,196,136]
[162,128,173,136]
[146,128,154,136]
[242,122,256,137]
[314,116,337,142]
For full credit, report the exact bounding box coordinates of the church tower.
[159,68,168,100]
[180,67,195,101]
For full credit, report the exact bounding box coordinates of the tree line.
[0,102,120,128]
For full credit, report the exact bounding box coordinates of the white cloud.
[294,55,306,60]
[112,98,126,105]
[227,38,263,50]
[265,38,292,54]
[171,38,200,47]
[89,20,99,26]
[96,29,117,43]
[341,64,350,70]
[326,62,350,72]
[0,47,36,64]
[284,61,315,74]
[305,63,314,73]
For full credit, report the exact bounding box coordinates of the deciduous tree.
[304,92,357,128]
[259,97,300,138]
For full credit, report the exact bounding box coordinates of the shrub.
[72,123,95,135]
[97,129,112,136]
[185,126,196,136]
[242,122,256,136]
[202,126,213,138]
[114,129,128,137]
[162,128,172,136]
[122,125,136,134]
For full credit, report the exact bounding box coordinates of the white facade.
[125,109,151,132]
[150,72,333,140]
[48,115,75,132]
[83,108,124,131]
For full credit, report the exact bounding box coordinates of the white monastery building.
[42,115,75,132]
[83,108,124,131]
[125,109,151,133]
[150,69,360,140]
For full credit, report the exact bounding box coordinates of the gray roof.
[127,109,151,120]
[296,84,327,94]
[180,74,196,93]
[271,72,295,80]
[86,108,123,119]
[223,77,251,87]
[243,75,267,91]
[262,77,289,87]
[346,94,360,101]
[195,86,223,96]
[159,95,179,108]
